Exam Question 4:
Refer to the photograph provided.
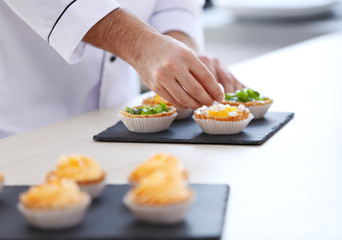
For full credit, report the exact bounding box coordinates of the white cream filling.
[228,111,237,116]
[237,104,245,112]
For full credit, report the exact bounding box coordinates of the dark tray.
[94,112,294,145]
[0,184,229,240]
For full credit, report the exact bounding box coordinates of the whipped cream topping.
[216,104,226,112]
[237,104,246,112]
[197,106,209,115]
[228,111,237,116]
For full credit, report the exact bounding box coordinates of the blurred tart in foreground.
[129,153,188,185]
[18,179,90,230]
[47,155,106,198]
[120,103,177,133]
[193,103,253,135]
[143,94,193,120]
[220,88,273,119]
[124,170,194,224]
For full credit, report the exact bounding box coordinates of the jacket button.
[110,55,116,62]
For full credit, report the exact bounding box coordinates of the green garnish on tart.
[225,88,267,102]
[125,102,169,115]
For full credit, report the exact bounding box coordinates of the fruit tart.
[124,170,194,224]
[193,103,253,135]
[129,153,188,185]
[221,88,273,119]
[18,178,91,230]
[47,155,106,198]
[120,102,177,133]
[143,94,192,120]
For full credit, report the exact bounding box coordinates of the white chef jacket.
[0,0,204,138]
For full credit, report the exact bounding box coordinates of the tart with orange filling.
[124,170,194,224]
[18,178,90,229]
[143,94,193,120]
[129,153,188,185]
[193,103,253,135]
[120,103,177,133]
[47,155,106,198]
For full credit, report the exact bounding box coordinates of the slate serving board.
[0,184,229,240]
[94,112,294,145]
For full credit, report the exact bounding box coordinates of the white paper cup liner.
[193,113,254,135]
[123,193,194,224]
[120,113,177,133]
[79,178,106,199]
[248,103,273,119]
[175,108,193,120]
[18,195,91,230]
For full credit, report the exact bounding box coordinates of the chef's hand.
[165,31,245,96]
[134,35,224,109]
[84,8,224,109]
[198,55,245,93]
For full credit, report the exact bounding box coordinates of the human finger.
[214,59,245,93]
[189,56,224,102]
[198,56,219,80]
[176,72,214,107]
[154,86,187,109]
[163,78,202,109]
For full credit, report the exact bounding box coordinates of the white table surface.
[1,31,342,240]
[204,2,342,65]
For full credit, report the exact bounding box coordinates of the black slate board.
[94,112,294,145]
[0,184,229,240]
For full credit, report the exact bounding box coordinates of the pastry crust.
[220,98,273,107]
[194,109,250,122]
[0,172,4,182]
[120,105,176,118]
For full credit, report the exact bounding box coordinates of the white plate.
[215,0,341,19]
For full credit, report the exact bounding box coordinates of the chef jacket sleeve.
[4,0,120,64]
[150,0,205,51]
